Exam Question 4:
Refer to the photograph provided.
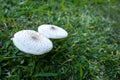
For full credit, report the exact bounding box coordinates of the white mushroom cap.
[38,24,68,39]
[12,30,53,55]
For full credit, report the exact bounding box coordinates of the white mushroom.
[38,24,68,39]
[12,30,53,55]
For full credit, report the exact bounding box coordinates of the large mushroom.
[38,24,68,39]
[12,30,53,55]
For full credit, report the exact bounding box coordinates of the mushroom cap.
[12,30,53,55]
[38,24,68,39]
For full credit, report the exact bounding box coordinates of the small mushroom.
[12,30,53,55]
[38,24,68,39]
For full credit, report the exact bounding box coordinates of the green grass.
[0,0,120,80]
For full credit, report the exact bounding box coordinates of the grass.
[0,0,120,80]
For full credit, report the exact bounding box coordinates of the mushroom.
[38,24,68,39]
[12,30,53,55]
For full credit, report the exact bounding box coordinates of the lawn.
[0,0,120,80]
